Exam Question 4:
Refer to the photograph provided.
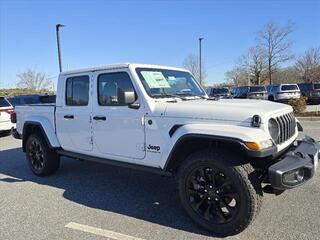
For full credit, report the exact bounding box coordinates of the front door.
[56,74,93,153]
[92,70,145,159]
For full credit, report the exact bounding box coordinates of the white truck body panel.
[15,105,61,148]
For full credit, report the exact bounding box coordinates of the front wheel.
[26,133,60,176]
[177,150,262,236]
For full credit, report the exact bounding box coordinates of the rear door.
[56,74,93,153]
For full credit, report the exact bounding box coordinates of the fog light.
[282,168,305,185]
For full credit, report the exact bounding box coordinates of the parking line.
[65,222,145,240]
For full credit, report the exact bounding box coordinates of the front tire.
[26,133,60,176]
[177,150,262,236]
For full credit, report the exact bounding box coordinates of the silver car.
[267,84,301,103]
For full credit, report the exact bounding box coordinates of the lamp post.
[198,37,204,85]
[56,24,65,72]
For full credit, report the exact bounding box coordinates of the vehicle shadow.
[0,147,212,237]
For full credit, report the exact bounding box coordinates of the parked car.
[206,87,231,99]
[232,85,268,100]
[267,84,301,103]
[13,63,319,236]
[298,82,320,104]
[0,97,15,133]
[7,94,56,107]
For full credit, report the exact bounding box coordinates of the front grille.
[275,112,296,144]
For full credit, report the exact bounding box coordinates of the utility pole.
[247,50,251,86]
[56,24,65,72]
[199,37,204,85]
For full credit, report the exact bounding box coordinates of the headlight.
[268,118,280,141]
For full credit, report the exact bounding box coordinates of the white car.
[267,84,301,102]
[0,97,15,133]
[13,63,319,236]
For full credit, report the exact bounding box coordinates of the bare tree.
[183,54,207,85]
[16,69,53,90]
[238,46,266,85]
[225,67,248,86]
[258,22,294,84]
[295,47,320,82]
[273,66,300,84]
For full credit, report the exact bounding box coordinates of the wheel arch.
[22,121,61,152]
[163,134,249,172]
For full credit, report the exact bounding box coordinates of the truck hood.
[158,99,292,124]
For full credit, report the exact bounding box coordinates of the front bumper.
[268,136,319,190]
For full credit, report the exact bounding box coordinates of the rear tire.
[177,149,262,237]
[26,133,60,176]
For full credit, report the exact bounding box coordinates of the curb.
[296,116,320,121]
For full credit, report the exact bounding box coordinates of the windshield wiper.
[175,93,207,99]
[152,93,182,99]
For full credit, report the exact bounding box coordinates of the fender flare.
[22,120,61,152]
[163,133,276,171]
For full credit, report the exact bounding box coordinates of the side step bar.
[56,150,172,177]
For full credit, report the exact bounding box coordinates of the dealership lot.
[0,121,319,240]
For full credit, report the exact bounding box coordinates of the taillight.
[5,109,14,115]
[11,112,17,123]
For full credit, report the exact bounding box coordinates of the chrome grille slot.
[275,112,296,144]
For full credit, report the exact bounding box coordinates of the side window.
[272,86,278,93]
[234,87,239,96]
[307,84,312,90]
[66,76,90,106]
[240,87,246,96]
[98,72,136,106]
[299,84,305,91]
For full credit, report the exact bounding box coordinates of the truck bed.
[15,104,56,136]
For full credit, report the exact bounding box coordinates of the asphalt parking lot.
[0,121,320,240]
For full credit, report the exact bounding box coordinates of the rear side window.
[314,83,320,90]
[213,88,229,94]
[281,85,298,91]
[240,86,248,95]
[98,72,135,106]
[66,76,90,106]
[249,86,266,92]
[0,98,11,107]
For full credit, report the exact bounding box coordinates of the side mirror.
[122,91,140,109]
[123,91,135,104]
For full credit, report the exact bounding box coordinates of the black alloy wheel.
[186,166,240,224]
[28,139,45,171]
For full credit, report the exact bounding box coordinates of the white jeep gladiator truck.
[12,63,319,236]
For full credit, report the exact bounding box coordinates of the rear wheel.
[178,150,262,236]
[26,133,60,176]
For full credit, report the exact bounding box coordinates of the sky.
[0,0,319,88]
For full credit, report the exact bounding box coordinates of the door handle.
[64,115,74,119]
[93,116,106,121]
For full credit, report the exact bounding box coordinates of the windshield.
[249,86,266,92]
[136,68,206,98]
[281,85,299,91]
[213,88,229,94]
[314,83,320,90]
